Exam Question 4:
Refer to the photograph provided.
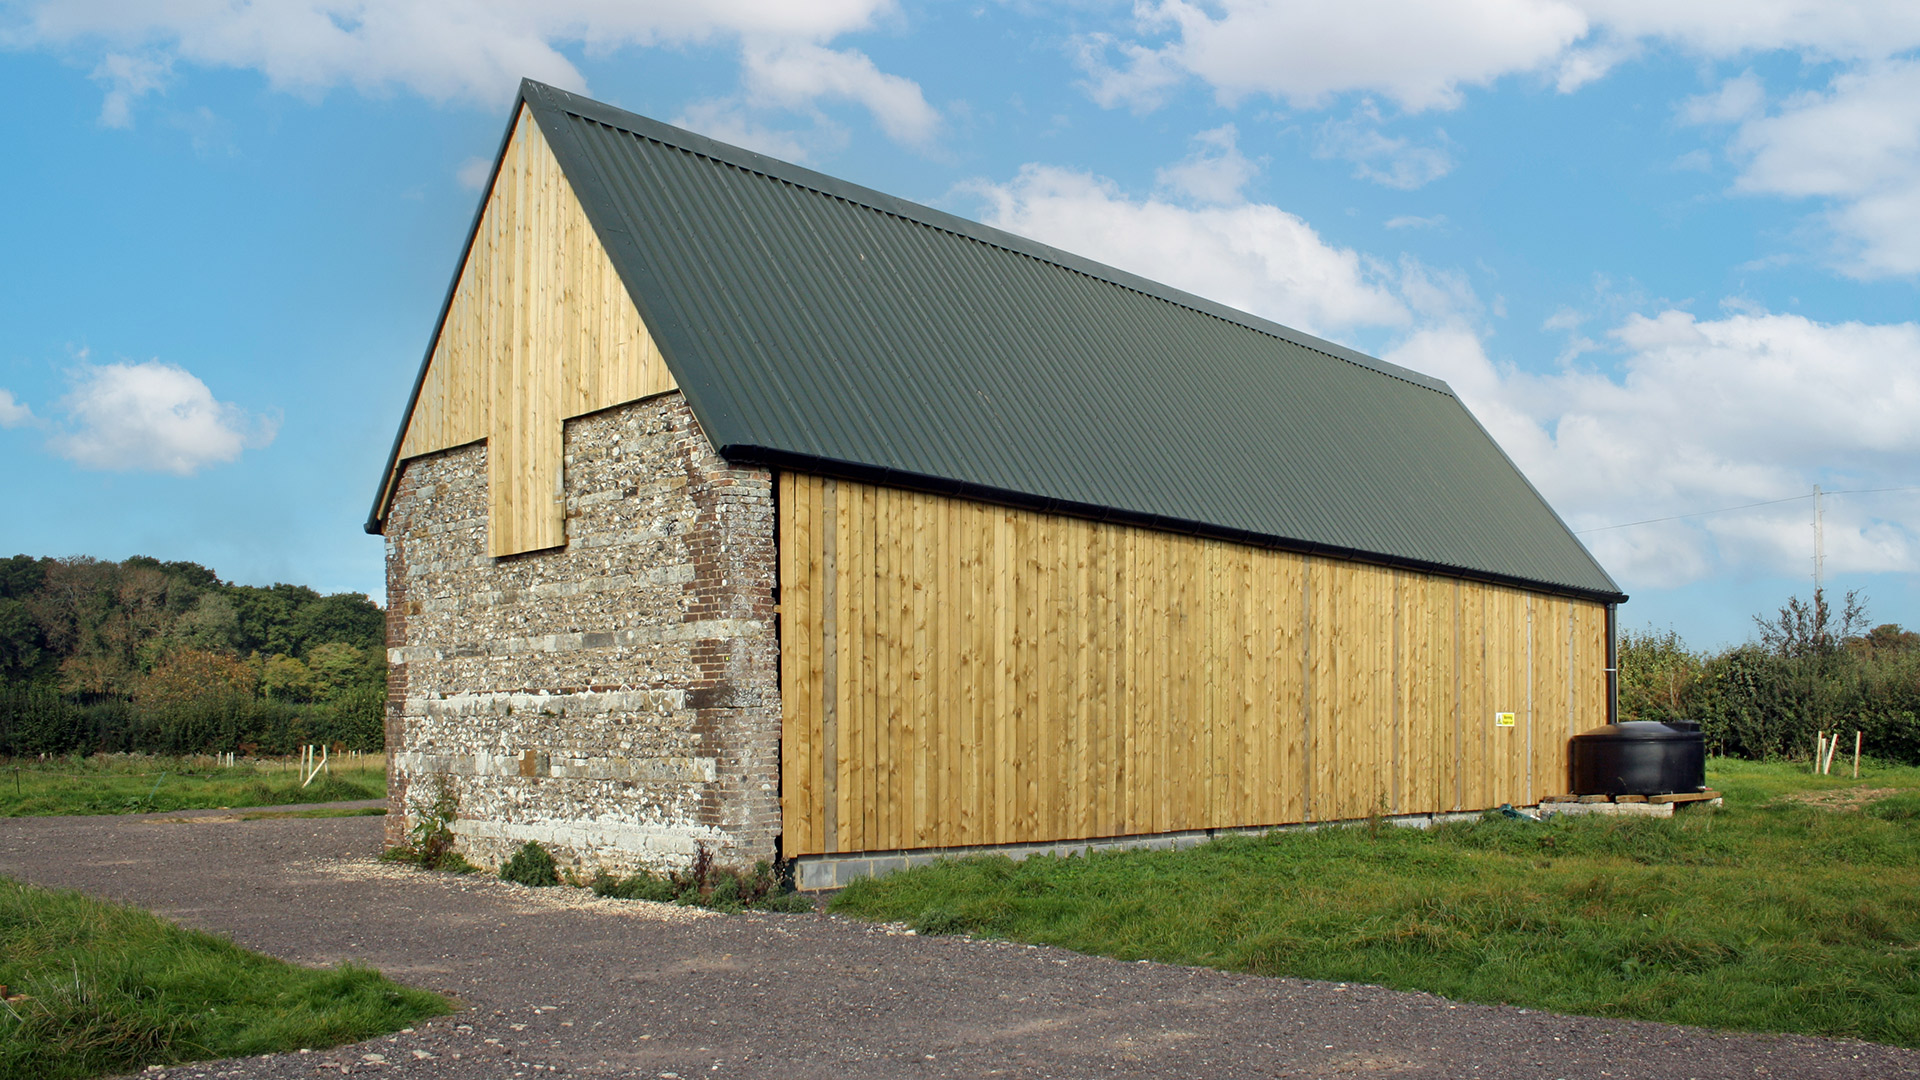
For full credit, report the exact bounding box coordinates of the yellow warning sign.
[1495,712,1517,727]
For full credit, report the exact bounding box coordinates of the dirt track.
[3,809,1914,1080]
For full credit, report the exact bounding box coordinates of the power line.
[1574,486,1920,536]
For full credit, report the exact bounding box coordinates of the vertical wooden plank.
[910,492,932,849]
[1473,583,1493,811]
[834,480,854,853]
[1046,516,1066,841]
[933,492,954,847]
[1243,549,1265,825]
[775,472,797,849]
[1397,572,1413,807]
[1347,565,1365,820]
[778,472,813,853]
[1313,559,1337,821]
[1073,517,1096,840]
[1224,543,1247,827]
[1121,525,1140,834]
[1004,509,1026,842]
[869,486,891,851]
[964,499,986,846]
[1274,551,1301,824]
[860,484,880,850]
[1261,551,1283,825]
[989,507,1010,844]
[830,480,852,852]
[1423,575,1445,814]
[819,478,840,852]
[802,475,825,853]
[1400,573,1421,816]
[896,488,916,850]
[1040,517,1065,843]
[890,489,908,848]
[1150,533,1171,835]
[1017,511,1039,841]
[950,493,968,847]
[1163,537,1185,831]
[1094,520,1117,838]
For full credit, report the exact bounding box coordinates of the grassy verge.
[238,807,387,821]
[832,759,1920,1046]
[0,754,385,816]
[0,877,447,1080]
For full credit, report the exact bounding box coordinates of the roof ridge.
[523,80,1452,398]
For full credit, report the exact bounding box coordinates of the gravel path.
[3,811,1914,1080]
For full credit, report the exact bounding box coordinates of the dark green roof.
[372,80,1623,603]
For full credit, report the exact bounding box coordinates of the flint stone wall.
[383,391,779,873]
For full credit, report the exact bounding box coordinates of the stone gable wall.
[383,391,779,873]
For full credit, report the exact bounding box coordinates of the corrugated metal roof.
[371,80,1623,603]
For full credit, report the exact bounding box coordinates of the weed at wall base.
[500,841,559,888]
[381,775,475,874]
[589,844,814,913]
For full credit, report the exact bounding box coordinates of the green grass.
[0,877,448,1080]
[831,759,1920,1046]
[0,755,385,816]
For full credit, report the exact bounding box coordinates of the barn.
[368,80,1626,888]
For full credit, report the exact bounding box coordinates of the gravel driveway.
[2,809,1914,1080]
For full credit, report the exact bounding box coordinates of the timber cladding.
[392,104,677,558]
[778,472,1609,857]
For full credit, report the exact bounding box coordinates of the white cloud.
[1153,124,1258,204]
[740,40,940,147]
[0,389,33,427]
[1082,0,1589,112]
[1074,4,1920,278]
[50,361,277,475]
[1541,306,1585,331]
[455,155,492,190]
[1679,70,1765,125]
[669,99,823,162]
[1724,59,1920,277]
[1315,104,1454,189]
[1384,214,1447,230]
[90,51,171,128]
[1073,30,1188,112]
[1081,0,1590,113]
[1551,36,1639,93]
[1388,310,1920,587]
[967,162,1409,336]
[1577,0,1920,61]
[1085,1,1920,115]
[16,1,939,147]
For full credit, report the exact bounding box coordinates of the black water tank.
[1569,721,1705,797]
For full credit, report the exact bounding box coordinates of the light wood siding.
[395,106,677,556]
[778,473,1609,856]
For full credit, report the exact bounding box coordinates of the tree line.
[1619,588,1920,764]
[0,553,387,756]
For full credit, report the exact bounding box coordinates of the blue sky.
[2,1,1918,650]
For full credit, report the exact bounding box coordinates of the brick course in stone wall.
[383,392,779,874]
